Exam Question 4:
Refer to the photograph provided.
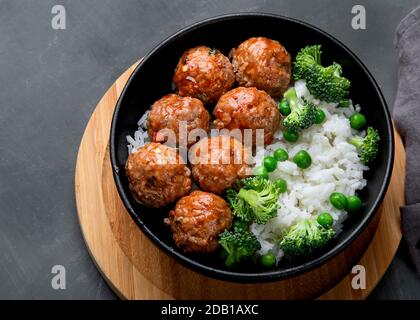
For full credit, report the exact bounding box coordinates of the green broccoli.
[293,45,322,80]
[305,62,351,103]
[226,188,251,222]
[227,176,281,224]
[280,219,335,257]
[348,127,380,165]
[219,229,261,268]
[282,87,317,132]
[293,45,350,103]
[338,99,350,108]
[232,219,250,232]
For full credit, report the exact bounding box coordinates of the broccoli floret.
[239,176,281,224]
[232,219,250,232]
[280,219,335,257]
[282,87,317,132]
[293,45,322,80]
[293,45,350,103]
[227,176,281,224]
[219,229,261,268]
[226,188,251,222]
[338,99,350,108]
[349,127,380,165]
[305,62,350,103]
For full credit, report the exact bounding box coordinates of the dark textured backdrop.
[0,0,419,299]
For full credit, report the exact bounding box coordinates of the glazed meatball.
[173,46,235,104]
[125,143,191,208]
[213,87,281,145]
[165,191,233,253]
[147,94,210,146]
[230,37,292,97]
[189,135,253,194]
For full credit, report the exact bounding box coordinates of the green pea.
[278,100,291,116]
[283,129,299,143]
[275,178,287,193]
[263,156,278,172]
[260,253,277,268]
[315,108,326,124]
[254,166,269,179]
[317,212,334,228]
[346,195,362,213]
[273,148,289,162]
[330,192,348,210]
[293,150,312,169]
[349,113,367,130]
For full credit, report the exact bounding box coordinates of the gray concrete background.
[0,0,419,299]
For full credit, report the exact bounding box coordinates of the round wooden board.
[75,62,405,300]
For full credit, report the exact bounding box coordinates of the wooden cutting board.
[75,62,405,300]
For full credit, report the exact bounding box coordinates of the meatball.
[147,94,210,146]
[213,87,281,145]
[125,143,191,208]
[230,37,292,97]
[189,135,253,194]
[165,191,233,253]
[173,46,235,104]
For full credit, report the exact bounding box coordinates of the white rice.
[251,80,368,264]
[126,110,150,154]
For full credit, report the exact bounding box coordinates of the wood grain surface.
[75,63,405,300]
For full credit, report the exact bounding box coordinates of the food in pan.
[125,39,380,269]
[213,86,281,145]
[230,37,292,97]
[164,191,233,253]
[147,94,210,146]
[173,46,235,104]
[125,142,191,208]
[189,135,253,194]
